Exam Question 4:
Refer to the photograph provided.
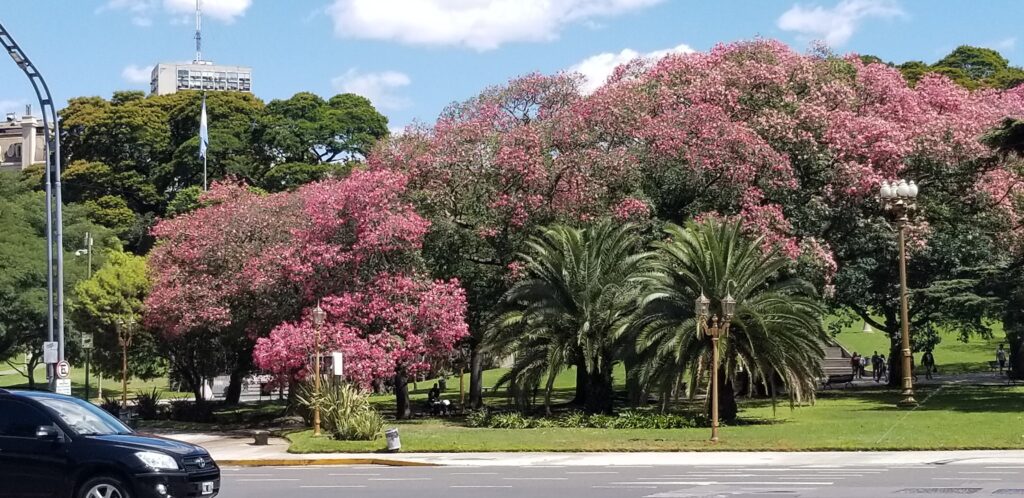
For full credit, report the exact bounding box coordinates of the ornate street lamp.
[311,303,327,436]
[695,286,737,443]
[879,179,919,408]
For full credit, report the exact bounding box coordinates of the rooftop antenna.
[194,0,202,63]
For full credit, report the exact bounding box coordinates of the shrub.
[298,381,384,441]
[464,409,700,429]
[100,397,121,418]
[135,388,163,420]
[168,398,215,422]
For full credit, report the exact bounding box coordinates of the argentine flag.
[199,95,209,160]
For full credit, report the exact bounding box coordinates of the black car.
[0,388,220,498]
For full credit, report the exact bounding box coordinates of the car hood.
[87,433,207,457]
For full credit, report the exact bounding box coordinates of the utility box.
[385,428,401,452]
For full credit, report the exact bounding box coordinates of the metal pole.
[897,222,918,407]
[313,322,322,437]
[0,23,64,391]
[84,349,90,401]
[710,318,720,443]
[203,153,208,191]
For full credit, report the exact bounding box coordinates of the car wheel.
[79,476,132,498]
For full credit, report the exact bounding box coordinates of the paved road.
[218,462,1024,497]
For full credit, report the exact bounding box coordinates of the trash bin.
[253,430,269,446]
[385,428,401,452]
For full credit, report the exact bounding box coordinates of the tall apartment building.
[150,62,252,95]
[0,108,48,173]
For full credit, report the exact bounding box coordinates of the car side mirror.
[35,425,60,441]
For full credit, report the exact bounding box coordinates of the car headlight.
[135,451,180,470]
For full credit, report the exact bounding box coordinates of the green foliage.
[464,409,700,429]
[635,220,828,419]
[165,186,204,217]
[100,397,122,417]
[297,380,385,441]
[83,195,137,238]
[71,250,162,379]
[260,162,350,192]
[255,92,389,164]
[487,220,650,414]
[135,388,163,419]
[899,45,1024,89]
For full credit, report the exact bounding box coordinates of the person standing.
[922,350,935,380]
[997,344,1008,372]
[878,354,888,383]
[851,353,860,378]
[871,351,881,382]
[859,355,868,378]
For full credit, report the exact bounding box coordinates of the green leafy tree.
[255,92,388,165]
[635,221,828,421]
[487,221,649,414]
[259,162,350,192]
[70,250,162,380]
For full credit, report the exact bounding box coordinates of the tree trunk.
[571,359,588,406]
[25,354,39,390]
[583,367,613,414]
[225,367,244,405]
[718,375,738,422]
[888,335,903,388]
[469,348,484,409]
[624,357,643,407]
[1008,329,1023,380]
[395,370,411,420]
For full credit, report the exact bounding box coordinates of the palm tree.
[634,220,828,420]
[485,220,650,414]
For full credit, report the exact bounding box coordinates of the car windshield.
[35,397,132,436]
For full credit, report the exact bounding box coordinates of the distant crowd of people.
[845,343,1011,382]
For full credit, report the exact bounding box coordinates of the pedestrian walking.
[871,351,882,382]
[859,355,868,378]
[851,352,860,378]
[997,344,1008,372]
[878,354,889,383]
[922,350,936,379]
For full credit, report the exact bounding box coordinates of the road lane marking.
[368,478,432,481]
[236,478,299,482]
[611,481,834,486]
[933,477,1002,481]
[503,477,569,480]
[450,485,513,488]
[450,472,499,475]
[300,485,367,488]
[328,473,380,476]
[958,471,1017,474]
[222,474,273,477]
[566,471,619,475]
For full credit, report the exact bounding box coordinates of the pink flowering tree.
[370,73,647,407]
[579,40,1024,384]
[253,275,468,418]
[147,171,469,408]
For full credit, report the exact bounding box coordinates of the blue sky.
[0,0,1021,131]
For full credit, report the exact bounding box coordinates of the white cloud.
[569,43,694,94]
[325,0,665,51]
[122,65,155,85]
[332,69,412,110]
[994,37,1017,51]
[777,0,903,46]
[100,0,252,26]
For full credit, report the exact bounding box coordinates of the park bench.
[822,373,854,389]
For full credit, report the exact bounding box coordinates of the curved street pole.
[0,22,65,390]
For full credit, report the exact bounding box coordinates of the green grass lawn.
[831,318,1008,374]
[0,354,187,401]
[289,383,1024,453]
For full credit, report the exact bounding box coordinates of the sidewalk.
[164,433,1024,468]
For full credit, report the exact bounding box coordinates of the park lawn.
[830,318,1007,374]
[289,383,1024,453]
[0,354,187,401]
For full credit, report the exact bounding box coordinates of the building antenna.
[194,0,202,63]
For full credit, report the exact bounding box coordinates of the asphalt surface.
[217,462,1024,497]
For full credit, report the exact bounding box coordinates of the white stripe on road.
[566,471,619,475]
[449,472,499,475]
[236,479,299,482]
[300,485,368,488]
[933,477,1002,481]
[503,477,569,480]
[958,471,1017,474]
[450,486,514,488]
[611,481,834,486]
[328,473,380,476]
[368,478,432,481]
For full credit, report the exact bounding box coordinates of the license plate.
[201,482,214,495]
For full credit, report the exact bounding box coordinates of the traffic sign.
[43,341,58,364]
[55,378,71,395]
[81,333,93,350]
[56,360,71,379]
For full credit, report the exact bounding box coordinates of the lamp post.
[695,288,736,443]
[75,233,94,401]
[115,317,136,410]
[880,179,920,408]
[311,304,327,437]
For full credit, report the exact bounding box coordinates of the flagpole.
[203,152,208,191]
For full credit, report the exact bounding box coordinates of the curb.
[218,458,438,467]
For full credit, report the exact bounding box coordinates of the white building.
[0,108,48,173]
[150,61,252,96]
